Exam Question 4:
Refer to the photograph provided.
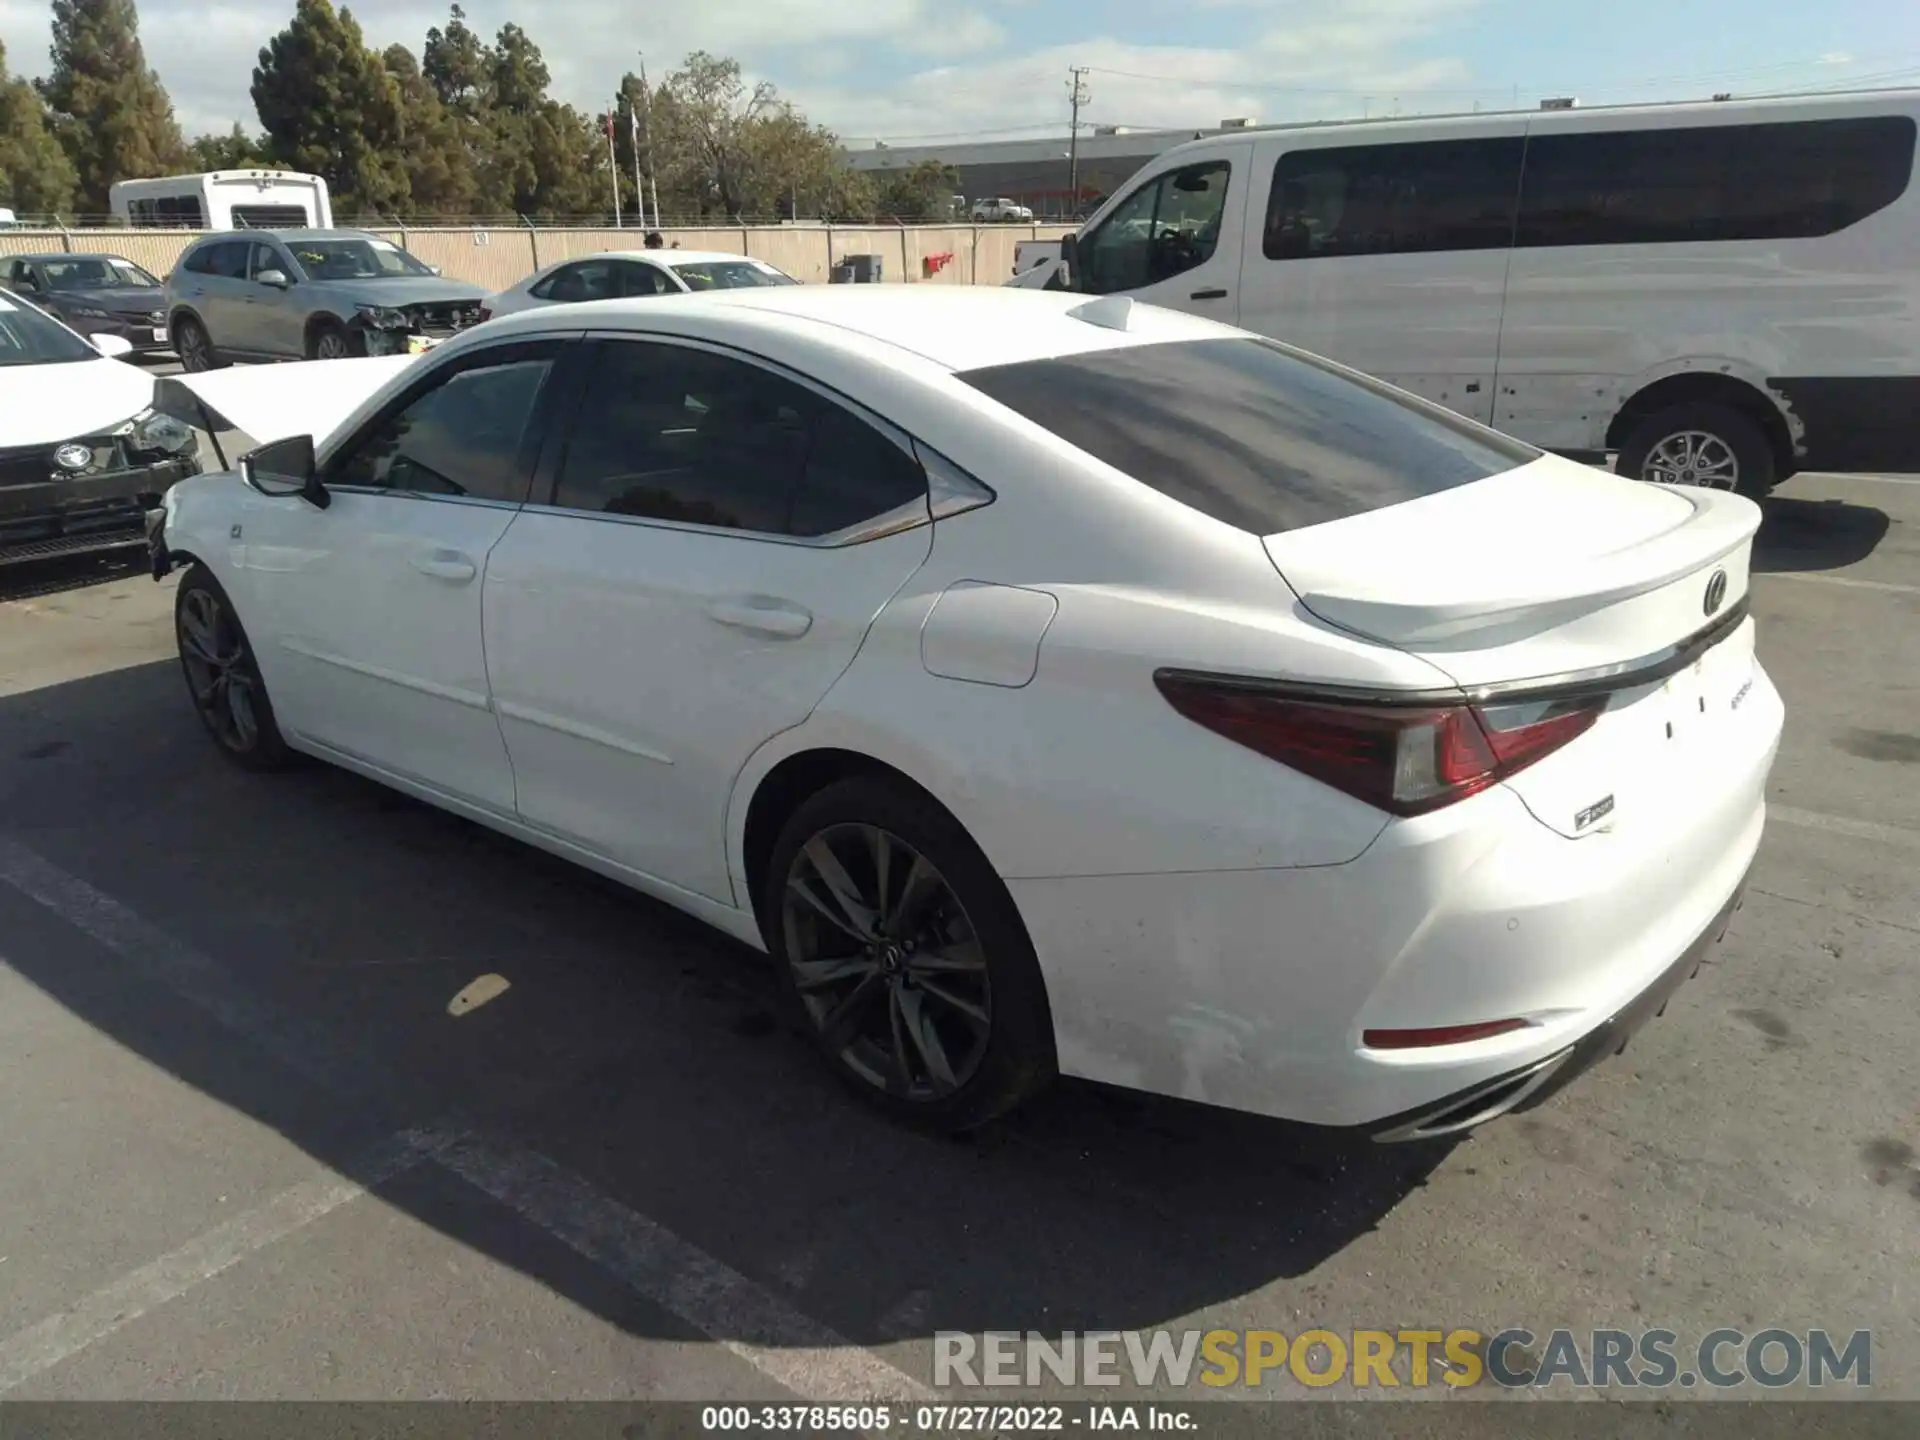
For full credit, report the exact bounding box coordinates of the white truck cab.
[1054,89,1920,491]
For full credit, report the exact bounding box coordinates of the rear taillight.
[1153,673,1603,817]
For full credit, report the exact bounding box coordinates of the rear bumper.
[1005,661,1784,1131]
[0,457,199,567]
[1369,870,1748,1142]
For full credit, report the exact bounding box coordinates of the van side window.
[1264,138,1524,260]
[1515,116,1917,248]
[1077,162,1231,295]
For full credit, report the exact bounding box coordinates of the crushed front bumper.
[0,456,199,569]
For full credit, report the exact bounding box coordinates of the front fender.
[154,470,252,597]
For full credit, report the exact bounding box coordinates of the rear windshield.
[956,337,1539,534]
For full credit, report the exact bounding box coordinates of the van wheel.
[1616,403,1777,498]
[761,776,1057,1132]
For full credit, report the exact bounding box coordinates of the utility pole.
[1066,66,1090,217]
[604,109,622,227]
[627,92,645,230]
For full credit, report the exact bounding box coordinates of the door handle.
[1190,287,1229,301]
[411,549,477,583]
[707,597,813,639]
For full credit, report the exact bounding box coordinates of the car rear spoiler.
[151,355,420,468]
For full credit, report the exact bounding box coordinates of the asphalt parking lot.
[0,437,1915,1413]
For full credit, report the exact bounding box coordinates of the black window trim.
[528,329,994,548]
[317,330,583,510]
[1076,157,1235,294]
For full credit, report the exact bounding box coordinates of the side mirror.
[1057,233,1078,289]
[256,268,290,288]
[428,264,443,276]
[241,434,330,510]
[92,333,135,358]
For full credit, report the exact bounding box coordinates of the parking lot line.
[0,831,927,1403]
[0,1123,461,1395]
[1771,804,1920,850]
[1759,572,1920,596]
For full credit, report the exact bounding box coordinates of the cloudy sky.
[1,0,1915,144]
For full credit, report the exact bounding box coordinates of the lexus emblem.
[53,443,93,472]
[1704,569,1728,615]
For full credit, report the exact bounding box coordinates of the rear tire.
[175,566,294,772]
[1615,403,1778,498]
[761,775,1057,1132]
[173,314,225,372]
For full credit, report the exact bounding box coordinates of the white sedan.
[149,286,1783,1137]
[480,249,798,320]
[1,290,200,568]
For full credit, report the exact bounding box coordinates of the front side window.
[1515,116,1917,248]
[958,337,1537,535]
[248,243,286,281]
[1078,161,1231,295]
[287,237,436,282]
[1264,137,1525,260]
[613,262,674,297]
[549,340,927,538]
[327,344,559,503]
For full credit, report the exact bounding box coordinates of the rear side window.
[186,241,249,279]
[957,338,1537,535]
[1265,138,1524,260]
[1515,116,1917,247]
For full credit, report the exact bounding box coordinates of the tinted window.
[1079,162,1231,294]
[1264,138,1524,260]
[533,261,617,303]
[248,243,284,280]
[328,346,557,502]
[958,338,1537,535]
[231,204,311,228]
[0,291,96,367]
[551,341,926,538]
[187,241,249,278]
[286,237,434,280]
[614,261,673,296]
[1516,116,1917,247]
[40,255,160,288]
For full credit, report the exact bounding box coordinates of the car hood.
[42,286,164,313]
[153,354,420,450]
[0,358,154,444]
[307,276,488,305]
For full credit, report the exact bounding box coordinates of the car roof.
[554,250,778,266]
[10,252,136,264]
[192,228,374,243]
[482,283,1243,373]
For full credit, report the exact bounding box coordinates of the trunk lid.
[1262,454,1764,839]
[1262,454,1758,689]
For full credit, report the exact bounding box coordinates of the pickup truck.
[971,197,1035,223]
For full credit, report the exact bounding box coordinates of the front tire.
[175,566,293,771]
[307,320,358,361]
[172,314,225,372]
[1616,403,1778,498]
[761,776,1057,1131]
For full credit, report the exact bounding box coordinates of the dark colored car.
[1,253,172,355]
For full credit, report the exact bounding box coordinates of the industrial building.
[843,121,1264,218]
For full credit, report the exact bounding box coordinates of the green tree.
[421,3,486,115]
[878,159,961,221]
[187,123,273,170]
[36,0,185,213]
[0,38,78,215]
[383,43,475,215]
[252,0,408,216]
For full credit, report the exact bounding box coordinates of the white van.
[1054,89,1920,491]
[109,171,334,232]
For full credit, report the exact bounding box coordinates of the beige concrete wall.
[0,224,1078,291]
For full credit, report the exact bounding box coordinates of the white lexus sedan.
[149,286,1783,1138]
[480,249,798,321]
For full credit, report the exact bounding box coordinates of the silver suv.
[164,229,489,370]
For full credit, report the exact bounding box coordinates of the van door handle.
[411,549,477,583]
[707,597,813,639]
[1190,287,1229,301]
